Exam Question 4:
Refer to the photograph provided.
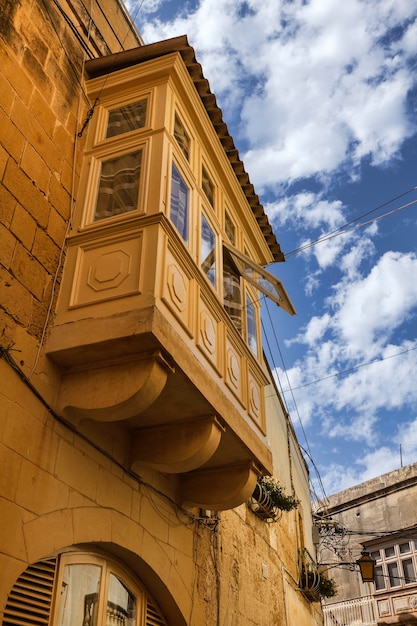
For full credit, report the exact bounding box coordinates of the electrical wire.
[279,342,417,393]
[284,186,417,258]
[263,299,329,504]
[40,0,91,107]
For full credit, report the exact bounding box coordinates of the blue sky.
[125,0,417,498]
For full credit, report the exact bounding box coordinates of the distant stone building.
[317,463,417,625]
[0,1,322,624]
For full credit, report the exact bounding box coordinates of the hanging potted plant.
[318,575,337,599]
[250,476,299,520]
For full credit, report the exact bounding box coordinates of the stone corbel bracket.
[58,350,174,423]
[177,461,261,511]
[130,415,225,474]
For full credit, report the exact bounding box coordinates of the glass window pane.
[246,296,257,356]
[399,542,411,554]
[57,564,102,626]
[107,574,136,626]
[384,546,395,558]
[174,114,190,160]
[202,166,214,208]
[170,164,189,244]
[225,211,235,245]
[95,150,142,220]
[106,99,147,138]
[201,214,216,287]
[371,550,381,561]
[223,248,242,332]
[374,565,385,590]
[387,562,400,587]
[402,558,415,584]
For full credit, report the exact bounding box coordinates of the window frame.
[173,112,191,162]
[223,241,296,315]
[200,208,218,290]
[105,97,149,140]
[201,163,215,210]
[94,91,152,146]
[51,552,148,626]
[169,160,193,247]
[370,539,417,592]
[244,288,260,358]
[82,139,149,227]
[224,209,237,246]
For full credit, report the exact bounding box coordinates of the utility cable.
[77,0,146,136]
[285,186,417,258]
[279,342,417,393]
[40,0,91,107]
[264,299,329,504]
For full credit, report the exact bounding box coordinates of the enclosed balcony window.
[246,295,258,356]
[94,150,143,220]
[225,210,236,245]
[106,99,147,138]
[170,163,189,244]
[201,213,216,287]
[174,114,190,160]
[223,247,242,333]
[202,165,214,208]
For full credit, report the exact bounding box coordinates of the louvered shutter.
[3,558,57,626]
[145,598,167,626]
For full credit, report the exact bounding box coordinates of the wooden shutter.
[145,598,167,626]
[3,558,57,626]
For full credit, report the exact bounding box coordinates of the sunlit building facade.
[0,1,322,624]
[318,462,417,625]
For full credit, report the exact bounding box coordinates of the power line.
[263,299,329,504]
[285,186,417,258]
[279,343,417,393]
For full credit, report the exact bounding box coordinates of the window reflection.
[58,564,101,626]
[95,151,142,220]
[246,296,257,356]
[201,214,216,287]
[106,100,147,138]
[170,164,189,244]
[174,114,190,160]
[202,166,214,208]
[107,574,136,626]
[223,248,242,332]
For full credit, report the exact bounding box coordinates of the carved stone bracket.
[130,415,225,474]
[58,350,175,422]
[177,461,261,510]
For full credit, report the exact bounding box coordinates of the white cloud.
[137,0,417,188]
[302,314,332,345]
[319,446,400,494]
[332,251,417,355]
[266,193,345,230]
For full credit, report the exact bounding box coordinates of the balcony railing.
[322,595,378,626]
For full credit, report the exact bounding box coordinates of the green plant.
[258,476,300,512]
[318,575,337,598]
